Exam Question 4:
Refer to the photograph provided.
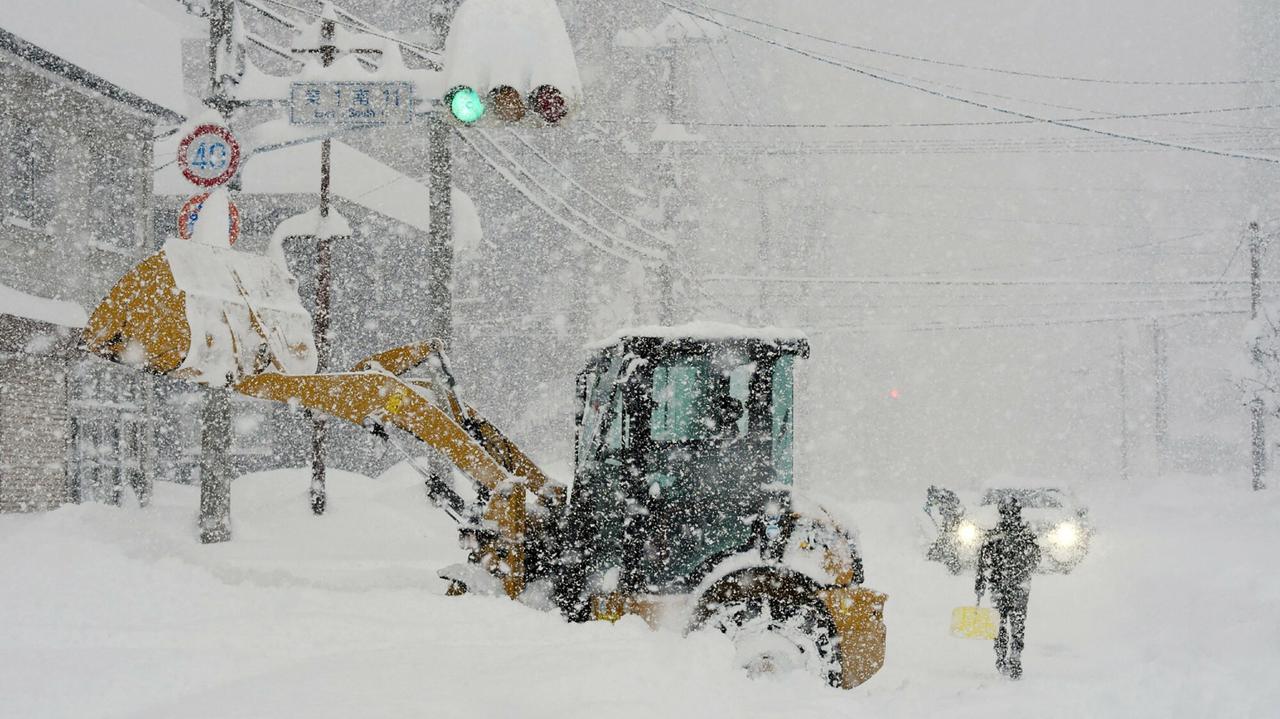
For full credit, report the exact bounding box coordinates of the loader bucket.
[85,237,316,385]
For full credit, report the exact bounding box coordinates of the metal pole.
[425,1,455,345]
[1249,222,1267,491]
[206,0,233,113]
[1118,336,1130,481]
[309,15,337,515]
[754,176,774,326]
[195,0,238,539]
[657,46,678,326]
[199,385,233,543]
[1152,320,1170,475]
[426,111,454,346]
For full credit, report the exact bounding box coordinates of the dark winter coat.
[975,518,1041,606]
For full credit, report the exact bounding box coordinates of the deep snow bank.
[1,467,1277,718]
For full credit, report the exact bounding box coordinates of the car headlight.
[956,520,980,546]
[1049,521,1080,547]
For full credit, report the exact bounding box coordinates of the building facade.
[0,18,185,512]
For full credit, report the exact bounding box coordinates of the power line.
[704,274,1272,287]
[505,129,673,248]
[591,103,1280,131]
[663,1,1280,165]
[777,294,1249,311]
[936,230,1219,274]
[243,0,442,67]
[691,1,1279,87]
[807,308,1247,335]
[455,131,657,267]
[474,130,663,261]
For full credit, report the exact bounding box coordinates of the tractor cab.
[568,327,809,594]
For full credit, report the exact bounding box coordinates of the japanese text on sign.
[289,82,413,126]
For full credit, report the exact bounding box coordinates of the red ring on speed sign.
[178,193,240,246]
[178,124,241,187]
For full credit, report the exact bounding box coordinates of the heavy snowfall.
[1,1,1279,717]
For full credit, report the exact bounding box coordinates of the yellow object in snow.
[951,605,998,639]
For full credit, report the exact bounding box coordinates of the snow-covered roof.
[0,283,87,328]
[154,135,482,252]
[442,0,583,106]
[588,322,810,350]
[0,0,189,115]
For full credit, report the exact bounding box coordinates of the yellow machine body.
[83,240,887,689]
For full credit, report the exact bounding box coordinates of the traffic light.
[443,84,571,126]
[446,85,486,125]
[489,85,525,123]
[529,84,567,124]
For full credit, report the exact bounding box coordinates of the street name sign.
[289,82,413,126]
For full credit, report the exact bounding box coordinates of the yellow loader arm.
[84,242,563,600]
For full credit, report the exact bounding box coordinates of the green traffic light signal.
[447,86,486,125]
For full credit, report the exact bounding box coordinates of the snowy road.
[1,467,1276,719]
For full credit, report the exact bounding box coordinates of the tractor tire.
[691,571,844,688]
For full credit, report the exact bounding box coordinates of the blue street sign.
[289,82,414,126]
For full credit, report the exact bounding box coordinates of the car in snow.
[922,485,1093,574]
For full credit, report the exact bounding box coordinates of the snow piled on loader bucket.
[163,236,316,385]
[85,190,316,385]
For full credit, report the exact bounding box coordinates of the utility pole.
[1118,336,1131,481]
[206,0,236,115]
[199,385,233,543]
[751,175,786,326]
[1152,320,1170,475]
[426,113,454,345]
[292,9,340,515]
[1249,222,1267,491]
[197,0,238,541]
[615,12,722,325]
[656,45,679,326]
[426,3,457,344]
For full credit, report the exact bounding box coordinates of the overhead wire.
[473,130,664,261]
[590,103,1280,131]
[807,308,1247,335]
[505,129,673,248]
[455,130,659,267]
[703,275,1271,287]
[690,1,1280,87]
[242,0,443,68]
[662,1,1280,164]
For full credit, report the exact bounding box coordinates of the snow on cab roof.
[588,322,809,350]
[0,0,190,115]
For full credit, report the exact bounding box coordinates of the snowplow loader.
[84,235,887,689]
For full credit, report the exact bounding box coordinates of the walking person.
[975,496,1042,679]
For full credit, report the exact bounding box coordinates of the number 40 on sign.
[178,124,241,188]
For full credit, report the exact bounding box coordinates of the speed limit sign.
[178,124,241,187]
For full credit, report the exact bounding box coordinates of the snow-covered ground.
[2,466,1277,719]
